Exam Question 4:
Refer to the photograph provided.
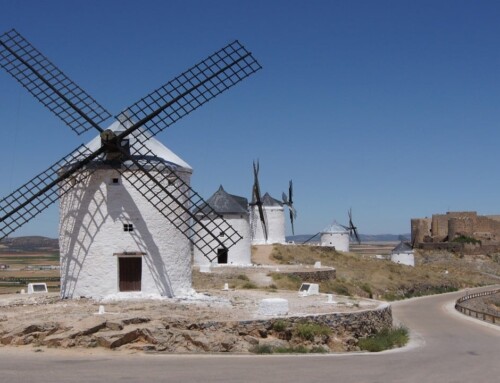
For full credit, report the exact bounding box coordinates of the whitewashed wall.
[390,252,415,267]
[320,232,350,252]
[250,206,286,245]
[193,214,251,265]
[59,168,192,299]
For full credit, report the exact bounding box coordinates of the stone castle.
[411,211,500,251]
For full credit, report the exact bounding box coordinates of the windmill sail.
[0,29,261,260]
[0,29,111,134]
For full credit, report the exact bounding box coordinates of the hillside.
[265,244,500,301]
[0,236,59,253]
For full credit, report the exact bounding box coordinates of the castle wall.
[411,218,431,244]
[414,211,500,250]
[432,212,477,241]
[448,217,474,240]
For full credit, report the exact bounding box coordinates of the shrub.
[250,344,273,354]
[310,346,328,353]
[294,323,332,341]
[358,326,409,352]
[241,281,257,289]
[272,320,288,332]
[360,282,373,298]
[331,282,350,296]
[274,345,309,354]
[237,274,250,281]
[452,235,481,245]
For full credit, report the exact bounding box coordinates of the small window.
[123,223,134,232]
[112,178,120,185]
[219,231,226,237]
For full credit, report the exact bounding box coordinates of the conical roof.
[195,185,248,215]
[392,241,413,253]
[261,192,283,207]
[321,221,348,234]
[81,120,192,171]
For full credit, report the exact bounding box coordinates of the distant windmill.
[340,208,361,245]
[193,186,251,265]
[0,29,261,298]
[249,160,288,244]
[250,160,268,242]
[282,180,297,235]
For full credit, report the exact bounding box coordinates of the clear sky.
[0,0,499,238]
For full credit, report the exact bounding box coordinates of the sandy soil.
[0,289,379,326]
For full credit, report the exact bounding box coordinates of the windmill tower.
[320,210,360,252]
[390,241,415,267]
[251,193,286,245]
[0,29,261,298]
[320,222,350,251]
[249,161,296,245]
[193,186,251,265]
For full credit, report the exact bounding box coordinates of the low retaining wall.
[0,302,392,353]
[190,302,392,349]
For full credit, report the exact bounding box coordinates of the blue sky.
[1,0,499,238]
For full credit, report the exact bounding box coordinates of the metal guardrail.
[455,289,500,325]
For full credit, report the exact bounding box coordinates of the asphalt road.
[0,287,499,383]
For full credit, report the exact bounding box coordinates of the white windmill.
[0,29,261,298]
[390,241,415,267]
[309,210,360,252]
[193,186,251,265]
[320,222,350,251]
[250,161,296,245]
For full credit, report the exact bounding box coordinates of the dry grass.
[269,244,500,300]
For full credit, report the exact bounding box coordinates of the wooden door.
[119,257,142,291]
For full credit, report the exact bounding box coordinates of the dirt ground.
[0,288,378,326]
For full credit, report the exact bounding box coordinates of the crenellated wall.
[413,211,500,249]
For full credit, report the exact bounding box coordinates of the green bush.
[310,346,328,353]
[237,274,250,281]
[241,281,257,289]
[294,323,332,341]
[360,282,373,298]
[358,326,409,352]
[452,235,481,245]
[274,345,309,354]
[272,320,288,332]
[250,344,273,354]
[331,282,350,296]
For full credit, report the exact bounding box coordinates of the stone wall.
[413,211,500,251]
[411,218,431,243]
[0,301,392,353]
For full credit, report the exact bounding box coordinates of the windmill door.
[119,257,142,291]
[217,248,228,264]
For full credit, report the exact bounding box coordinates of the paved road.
[0,287,499,383]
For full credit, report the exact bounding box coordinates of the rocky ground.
[0,289,384,353]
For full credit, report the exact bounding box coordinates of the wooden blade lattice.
[0,30,261,256]
[117,40,261,138]
[0,29,111,135]
[118,136,242,260]
[0,145,97,239]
